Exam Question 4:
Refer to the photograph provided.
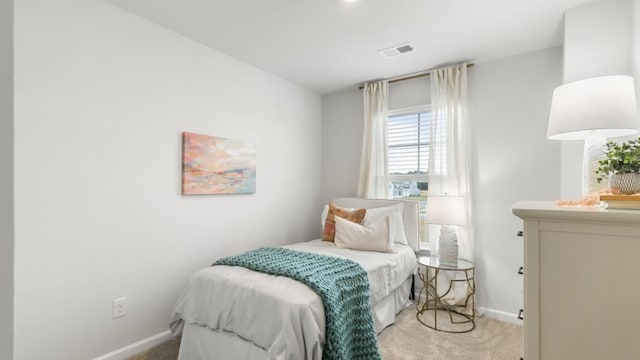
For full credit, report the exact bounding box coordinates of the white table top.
[417,255,474,270]
[512,200,640,224]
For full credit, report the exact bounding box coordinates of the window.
[387,106,430,249]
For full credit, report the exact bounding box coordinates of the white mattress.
[170,240,416,360]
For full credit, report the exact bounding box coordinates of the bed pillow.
[334,215,394,253]
[322,203,367,242]
[362,203,409,246]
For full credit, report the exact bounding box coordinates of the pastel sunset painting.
[182,132,256,195]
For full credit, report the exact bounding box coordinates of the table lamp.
[547,75,639,196]
[427,195,466,264]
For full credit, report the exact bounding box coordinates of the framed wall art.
[181,132,256,195]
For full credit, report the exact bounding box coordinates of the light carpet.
[129,308,523,360]
[378,308,523,360]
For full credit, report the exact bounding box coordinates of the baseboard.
[93,330,173,360]
[477,307,523,325]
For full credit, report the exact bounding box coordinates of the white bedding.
[284,240,416,304]
[170,239,416,360]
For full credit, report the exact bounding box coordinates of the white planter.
[609,173,640,194]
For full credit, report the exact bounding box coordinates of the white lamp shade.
[426,195,466,226]
[547,75,639,140]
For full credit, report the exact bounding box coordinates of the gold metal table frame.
[416,256,476,333]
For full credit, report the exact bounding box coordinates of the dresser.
[512,201,640,360]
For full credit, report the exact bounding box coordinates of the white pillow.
[322,203,408,245]
[334,215,394,253]
[362,203,408,245]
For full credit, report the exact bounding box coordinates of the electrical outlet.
[112,297,127,319]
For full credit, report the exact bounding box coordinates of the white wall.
[388,77,430,111]
[321,47,562,319]
[321,87,363,204]
[561,0,634,199]
[634,0,640,106]
[14,0,322,359]
[0,0,14,358]
[564,0,633,83]
[469,47,562,318]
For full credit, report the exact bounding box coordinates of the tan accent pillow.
[322,203,366,242]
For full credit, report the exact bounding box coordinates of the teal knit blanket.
[214,247,382,360]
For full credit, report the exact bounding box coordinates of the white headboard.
[331,197,420,252]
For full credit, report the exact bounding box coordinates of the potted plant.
[596,137,640,194]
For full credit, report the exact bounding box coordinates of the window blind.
[388,112,430,180]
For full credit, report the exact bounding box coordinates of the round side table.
[416,256,476,333]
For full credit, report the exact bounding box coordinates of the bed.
[170,197,419,360]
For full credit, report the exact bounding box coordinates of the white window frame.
[387,104,431,184]
[387,105,431,250]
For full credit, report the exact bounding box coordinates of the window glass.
[387,110,430,249]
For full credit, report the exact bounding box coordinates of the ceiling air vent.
[378,43,415,59]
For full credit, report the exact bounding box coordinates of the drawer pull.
[518,309,524,320]
[517,267,524,275]
[517,231,524,237]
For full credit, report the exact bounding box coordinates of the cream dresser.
[512,201,640,360]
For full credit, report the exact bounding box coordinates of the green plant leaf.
[594,137,640,177]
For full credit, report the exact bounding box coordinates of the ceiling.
[106,0,603,94]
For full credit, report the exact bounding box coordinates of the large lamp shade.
[426,195,466,226]
[547,75,638,140]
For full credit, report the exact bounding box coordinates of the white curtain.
[428,63,473,261]
[357,81,390,199]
